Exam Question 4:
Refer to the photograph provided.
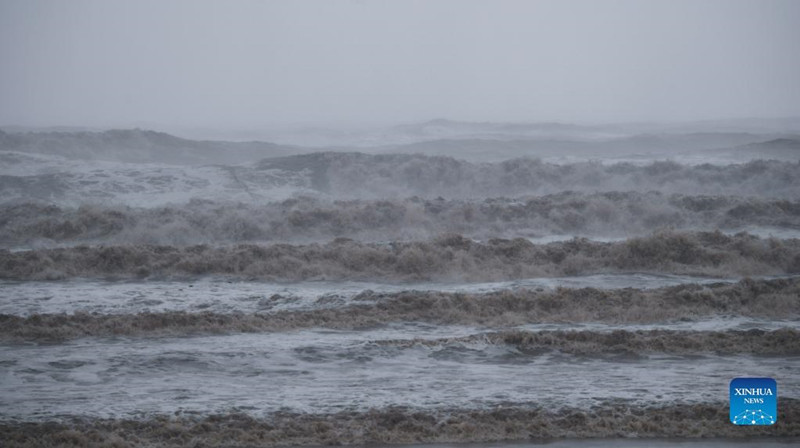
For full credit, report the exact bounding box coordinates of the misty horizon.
[2,0,800,129]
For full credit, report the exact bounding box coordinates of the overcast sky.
[1,0,799,128]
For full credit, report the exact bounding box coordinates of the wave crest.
[3,192,800,246]
[2,231,799,281]
[3,278,798,342]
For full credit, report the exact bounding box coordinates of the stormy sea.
[1,120,799,447]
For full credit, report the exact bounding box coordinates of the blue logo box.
[730,377,777,425]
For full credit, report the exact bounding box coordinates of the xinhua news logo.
[730,377,777,425]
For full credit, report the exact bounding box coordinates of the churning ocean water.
[1,132,800,446]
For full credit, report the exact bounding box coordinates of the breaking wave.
[2,231,799,281]
[3,278,797,342]
[2,153,800,209]
[379,328,800,356]
[2,400,798,446]
[256,152,800,198]
[3,192,800,247]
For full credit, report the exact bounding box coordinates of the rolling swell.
[2,400,799,446]
[2,192,800,246]
[3,278,798,342]
[2,231,799,281]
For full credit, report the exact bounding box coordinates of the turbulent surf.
[1,125,799,447]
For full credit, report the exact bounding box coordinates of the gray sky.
[1,0,799,128]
